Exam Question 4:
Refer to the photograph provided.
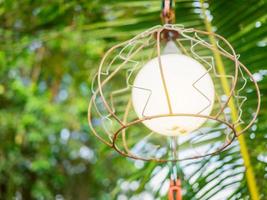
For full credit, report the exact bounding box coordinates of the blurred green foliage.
[0,0,266,199]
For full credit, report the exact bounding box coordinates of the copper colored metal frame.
[88,24,261,162]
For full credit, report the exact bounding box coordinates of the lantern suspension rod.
[161,0,176,24]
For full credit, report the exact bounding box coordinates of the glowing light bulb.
[131,53,215,136]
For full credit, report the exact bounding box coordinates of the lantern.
[88,1,260,199]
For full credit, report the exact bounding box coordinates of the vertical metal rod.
[170,136,178,180]
[156,30,173,114]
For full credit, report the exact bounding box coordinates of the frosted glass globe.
[131,54,215,136]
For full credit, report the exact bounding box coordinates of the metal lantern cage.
[88,24,260,162]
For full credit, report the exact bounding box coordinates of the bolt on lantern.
[88,1,260,199]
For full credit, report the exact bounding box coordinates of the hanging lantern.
[88,0,260,199]
[88,25,260,161]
